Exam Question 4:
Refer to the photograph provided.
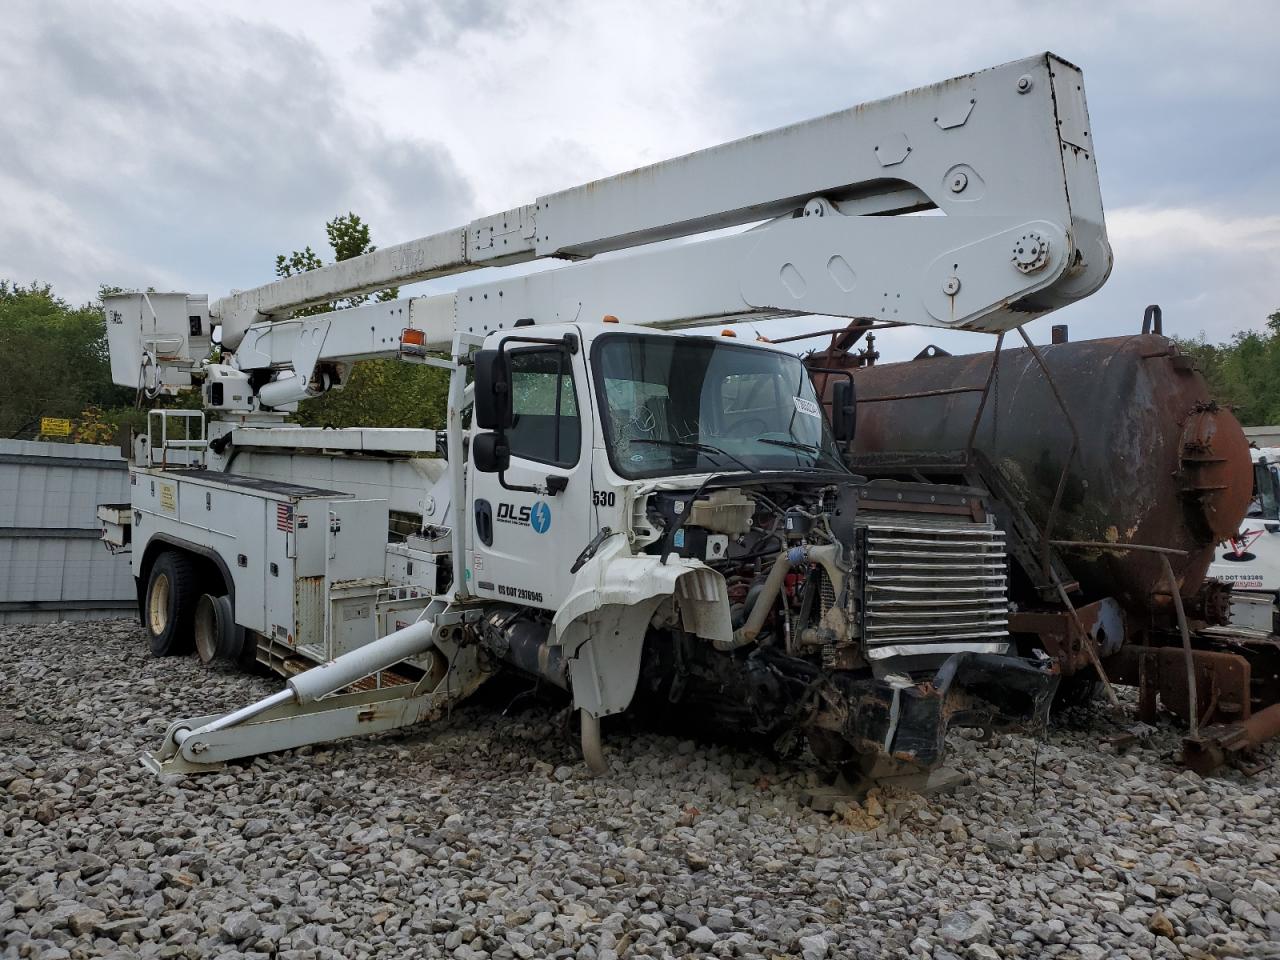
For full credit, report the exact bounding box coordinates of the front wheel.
[145,551,198,656]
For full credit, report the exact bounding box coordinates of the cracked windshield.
[593,334,847,479]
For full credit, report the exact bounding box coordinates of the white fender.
[552,537,732,716]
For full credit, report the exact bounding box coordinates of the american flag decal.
[276,503,294,532]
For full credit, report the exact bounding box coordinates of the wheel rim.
[194,595,217,663]
[148,572,171,635]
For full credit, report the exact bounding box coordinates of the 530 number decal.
[592,491,617,507]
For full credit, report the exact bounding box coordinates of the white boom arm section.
[216,52,1107,347]
[107,52,1109,405]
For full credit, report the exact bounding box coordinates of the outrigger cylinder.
[286,617,440,703]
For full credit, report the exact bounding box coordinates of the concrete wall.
[0,440,134,624]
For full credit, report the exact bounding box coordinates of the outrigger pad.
[833,652,1060,774]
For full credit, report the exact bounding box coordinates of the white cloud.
[1109,206,1280,261]
[0,1,474,304]
[3,0,1278,352]
[0,167,199,304]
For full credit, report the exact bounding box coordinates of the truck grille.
[858,512,1009,660]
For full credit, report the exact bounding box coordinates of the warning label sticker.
[793,396,820,418]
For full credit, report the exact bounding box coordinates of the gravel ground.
[2,619,1280,960]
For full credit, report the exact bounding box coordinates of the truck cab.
[461,322,1052,774]
[1210,448,1280,630]
[465,323,844,613]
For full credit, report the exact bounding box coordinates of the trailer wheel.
[145,551,198,656]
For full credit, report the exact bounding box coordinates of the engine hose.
[718,544,836,651]
[721,545,798,650]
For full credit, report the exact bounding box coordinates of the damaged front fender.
[553,536,733,718]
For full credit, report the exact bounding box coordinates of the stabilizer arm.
[143,603,487,776]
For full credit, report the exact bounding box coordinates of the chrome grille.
[859,512,1009,659]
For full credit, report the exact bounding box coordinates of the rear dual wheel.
[144,551,199,656]
[194,593,238,664]
[142,550,252,667]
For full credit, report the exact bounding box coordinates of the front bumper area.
[820,652,1060,774]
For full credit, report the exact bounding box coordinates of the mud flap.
[834,652,1060,773]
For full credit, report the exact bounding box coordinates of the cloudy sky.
[3,0,1278,361]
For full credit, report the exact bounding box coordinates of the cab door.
[468,335,595,611]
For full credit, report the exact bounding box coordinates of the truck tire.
[194,593,238,664]
[145,551,198,656]
[238,631,264,673]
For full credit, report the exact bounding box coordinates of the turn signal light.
[401,328,427,357]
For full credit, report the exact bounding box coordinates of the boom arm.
[108,52,1110,401]
[215,49,1105,350]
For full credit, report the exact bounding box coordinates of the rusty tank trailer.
[808,326,1279,773]
[820,333,1252,620]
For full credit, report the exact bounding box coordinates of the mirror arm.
[809,366,856,396]
[499,471,541,495]
[497,469,567,497]
[497,332,579,364]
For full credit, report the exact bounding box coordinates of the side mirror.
[831,379,856,445]
[472,431,510,474]
[473,349,512,430]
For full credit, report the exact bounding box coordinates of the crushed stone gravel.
[2,618,1279,959]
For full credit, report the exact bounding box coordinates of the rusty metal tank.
[813,334,1252,617]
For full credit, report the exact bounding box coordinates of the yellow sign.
[159,483,177,514]
[40,417,72,437]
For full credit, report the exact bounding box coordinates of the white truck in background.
[97,52,1111,779]
[1209,448,1280,630]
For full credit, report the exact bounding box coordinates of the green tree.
[278,213,448,428]
[0,282,135,439]
[1177,309,1280,426]
[275,212,401,314]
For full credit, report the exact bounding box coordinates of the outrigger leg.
[144,601,488,776]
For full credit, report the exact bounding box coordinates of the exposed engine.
[628,477,1057,775]
[476,475,1058,778]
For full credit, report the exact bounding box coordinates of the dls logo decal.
[497,500,552,534]
[530,500,551,534]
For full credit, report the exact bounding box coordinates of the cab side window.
[508,348,580,467]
